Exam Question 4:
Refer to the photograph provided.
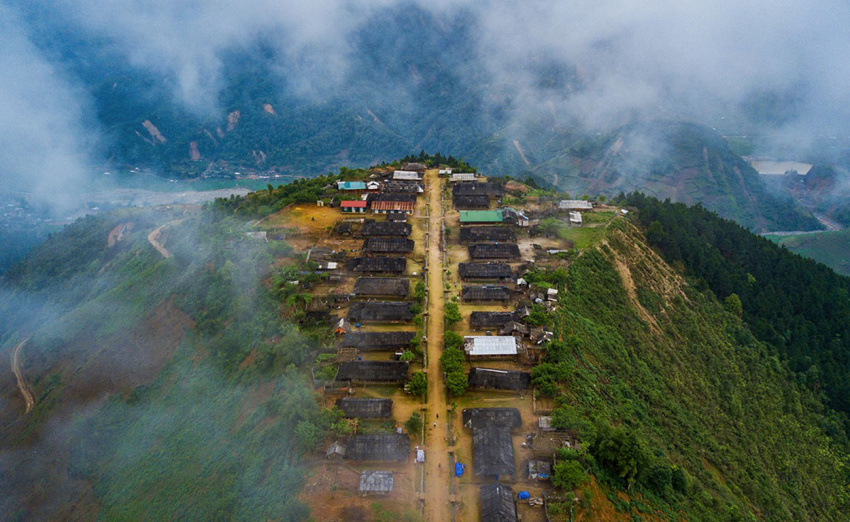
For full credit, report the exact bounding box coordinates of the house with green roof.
[459,210,504,224]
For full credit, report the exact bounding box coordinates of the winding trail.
[11,338,34,414]
[147,219,183,258]
[424,169,451,521]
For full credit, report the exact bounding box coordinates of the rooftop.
[349,257,407,274]
[459,226,516,243]
[469,311,519,329]
[363,238,414,253]
[339,331,415,350]
[336,398,393,418]
[359,471,394,493]
[458,262,513,280]
[464,336,518,357]
[346,433,410,461]
[468,243,521,259]
[459,210,504,223]
[335,361,409,382]
[361,221,412,237]
[468,368,531,391]
[462,285,512,301]
[348,301,414,322]
[480,483,517,521]
[558,199,593,210]
[341,200,368,208]
[338,181,367,190]
[472,425,515,476]
[353,277,410,297]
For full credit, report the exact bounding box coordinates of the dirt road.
[11,338,35,414]
[424,169,452,521]
[147,219,183,258]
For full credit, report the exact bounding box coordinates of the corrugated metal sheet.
[464,336,518,356]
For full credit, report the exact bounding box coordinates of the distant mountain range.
[23,4,825,232]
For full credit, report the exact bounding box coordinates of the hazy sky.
[3,0,850,210]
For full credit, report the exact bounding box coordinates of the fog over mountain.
[4,0,850,211]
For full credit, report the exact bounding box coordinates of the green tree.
[446,371,468,396]
[294,420,320,451]
[724,293,743,318]
[405,411,423,436]
[444,331,463,350]
[408,371,428,397]
[551,460,587,490]
[444,302,461,327]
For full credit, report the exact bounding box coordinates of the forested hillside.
[620,193,850,426]
[541,219,848,519]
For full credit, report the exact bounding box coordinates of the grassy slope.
[556,220,847,520]
[767,230,850,276]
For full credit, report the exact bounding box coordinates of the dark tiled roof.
[353,277,410,297]
[480,483,517,521]
[472,425,515,476]
[453,195,490,209]
[468,368,531,391]
[462,408,523,430]
[458,263,513,280]
[339,331,416,350]
[361,222,412,237]
[461,285,512,301]
[336,361,409,382]
[369,193,418,203]
[364,238,415,253]
[345,434,410,461]
[336,398,393,418]
[349,257,407,274]
[469,243,521,259]
[459,227,516,243]
[469,311,519,329]
[348,302,414,322]
[452,182,505,197]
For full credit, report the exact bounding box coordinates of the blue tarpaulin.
[455,462,465,477]
[517,491,530,500]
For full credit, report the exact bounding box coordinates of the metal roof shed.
[464,336,518,357]
[558,199,593,210]
[480,482,517,521]
[359,471,394,494]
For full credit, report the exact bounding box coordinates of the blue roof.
[338,181,366,190]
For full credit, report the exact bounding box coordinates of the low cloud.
[0,3,99,214]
